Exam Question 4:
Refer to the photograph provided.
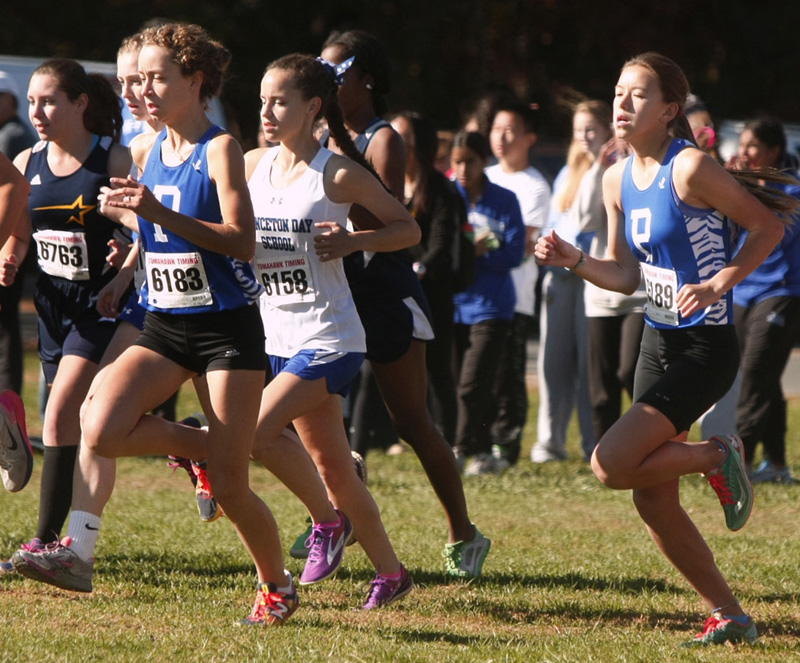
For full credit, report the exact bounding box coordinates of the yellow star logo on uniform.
[33,195,95,226]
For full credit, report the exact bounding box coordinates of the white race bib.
[641,262,679,326]
[145,251,213,309]
[33,230,90,281]
[254,252,316,304]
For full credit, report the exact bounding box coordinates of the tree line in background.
[4,1,799,151]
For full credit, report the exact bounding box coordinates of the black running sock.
[35,445,79,544]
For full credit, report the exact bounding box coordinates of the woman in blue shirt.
[731,117,800,483]
[451,131,524,475]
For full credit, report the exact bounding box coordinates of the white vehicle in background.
[0,53,227,142]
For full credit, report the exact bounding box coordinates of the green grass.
[2,352,800,662]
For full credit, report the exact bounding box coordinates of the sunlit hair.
[322,29,391,116]
[555,100,612,212]
[117,33,144,59]
[264,53,381,183]
[32,58,122,141]
[624,52,799,220]
[140,22,230,102]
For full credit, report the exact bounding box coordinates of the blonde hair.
[555,100,612,212]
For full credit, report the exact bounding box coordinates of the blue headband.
[316,56,355,86]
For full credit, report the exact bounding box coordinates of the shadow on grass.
[409,567,681,595]
[94,552,800,638]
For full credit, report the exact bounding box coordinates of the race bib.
[254,252,315,304]
[33,230,90,280]
[145,251,213,309]
[641,262,679,326]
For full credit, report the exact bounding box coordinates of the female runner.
[312,29,491,576]
[55,23,290,626]
[2,58,128,561]
[535,52,791,646]
[246,53,419,608]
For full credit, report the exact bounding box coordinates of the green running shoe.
[681,614,758,647]
[443,525,492,578]
[289,518,313,559]
[703,434,754,531]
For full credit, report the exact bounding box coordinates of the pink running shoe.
[0,390,33,492]
[361,565,413,609]
[299,509,353,585]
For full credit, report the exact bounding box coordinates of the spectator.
[572,101,646,442]
[731,117,800,483]
[451,130,525,475]
[390,110,462,447]
[485,99,551,467]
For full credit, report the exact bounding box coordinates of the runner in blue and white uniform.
[245,53,419,610]
[15,23,288,626]
[535,52,792,647]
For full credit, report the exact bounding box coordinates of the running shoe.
[361,565,413,610]
[166,413,208,488]
[299,510,353,585]
[289,518,314,559]
[443,525,492,578]
[0,390,33,492]
[681,614,759,647]
[167,455,197,488]
[0,538,43,575]
[464,452,507,476]
[290,452,365,559]
[192,460,222,522]
[241,576,299,626]
[749,460,795,484]
[12,536,94,592]
[703,434,754,531]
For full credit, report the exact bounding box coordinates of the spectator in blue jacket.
[732,117,800,483]
[451,131,524,475]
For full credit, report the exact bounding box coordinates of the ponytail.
[85,73,122,142]
[731,169,800,221]
[324,96,385,187]
[671,112,696,146]
[265,53,387,190]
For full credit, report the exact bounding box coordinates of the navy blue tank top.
[27,136,123,286]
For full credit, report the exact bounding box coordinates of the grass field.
[1,352,800,662]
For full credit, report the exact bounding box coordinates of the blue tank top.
[27,136,124,286]
[621,138,733,329]
[138,126,261,314]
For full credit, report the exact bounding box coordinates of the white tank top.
[249,146,366,357]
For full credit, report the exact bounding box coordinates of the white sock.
[66,511,101,561]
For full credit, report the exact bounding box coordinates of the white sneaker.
[12,536,94,592]
[464,453,506,476]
